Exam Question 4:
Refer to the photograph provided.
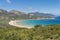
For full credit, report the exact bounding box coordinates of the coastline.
[9,20,32,29]
[8,18,55,29]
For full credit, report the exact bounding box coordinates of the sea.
[17,17,60,27]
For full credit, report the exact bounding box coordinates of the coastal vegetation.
[0,19,60,40]
[0,9,60,40]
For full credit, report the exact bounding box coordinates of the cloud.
[28,7,33,10]
[6,0,11,4]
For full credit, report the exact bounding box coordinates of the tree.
[34,25,42,28]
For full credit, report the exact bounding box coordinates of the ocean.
[17,17,60,27]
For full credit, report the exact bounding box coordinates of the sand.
[9,20,32,29]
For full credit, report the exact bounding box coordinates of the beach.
[9,20,32,29]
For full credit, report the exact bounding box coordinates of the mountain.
[28,12,54,16]
[0,9,8,14]
[9,10,25,15]
[28,12,55,18]
[0,9,55,20]
[0,9,9,19]
[8,10,28,19]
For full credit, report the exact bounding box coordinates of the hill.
[0,9,55,20]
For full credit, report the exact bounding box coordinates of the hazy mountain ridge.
[28,12,54,18]
[0,9,55,20]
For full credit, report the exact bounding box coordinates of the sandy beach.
[9,20,32,29]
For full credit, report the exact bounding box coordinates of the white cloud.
[6,0,11,4]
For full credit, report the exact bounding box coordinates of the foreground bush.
[0,24,60,40]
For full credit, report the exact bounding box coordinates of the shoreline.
[8,18,55,29]
[9,20,32,29]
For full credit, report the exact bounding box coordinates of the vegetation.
[0,19,60,40]
[0,9,60,40]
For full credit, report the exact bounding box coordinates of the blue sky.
[0,0,60,15]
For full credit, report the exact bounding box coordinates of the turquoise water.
[17,18,60,27]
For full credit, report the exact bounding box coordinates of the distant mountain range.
[0,9,55,20]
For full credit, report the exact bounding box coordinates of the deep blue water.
[17,17,60,27]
